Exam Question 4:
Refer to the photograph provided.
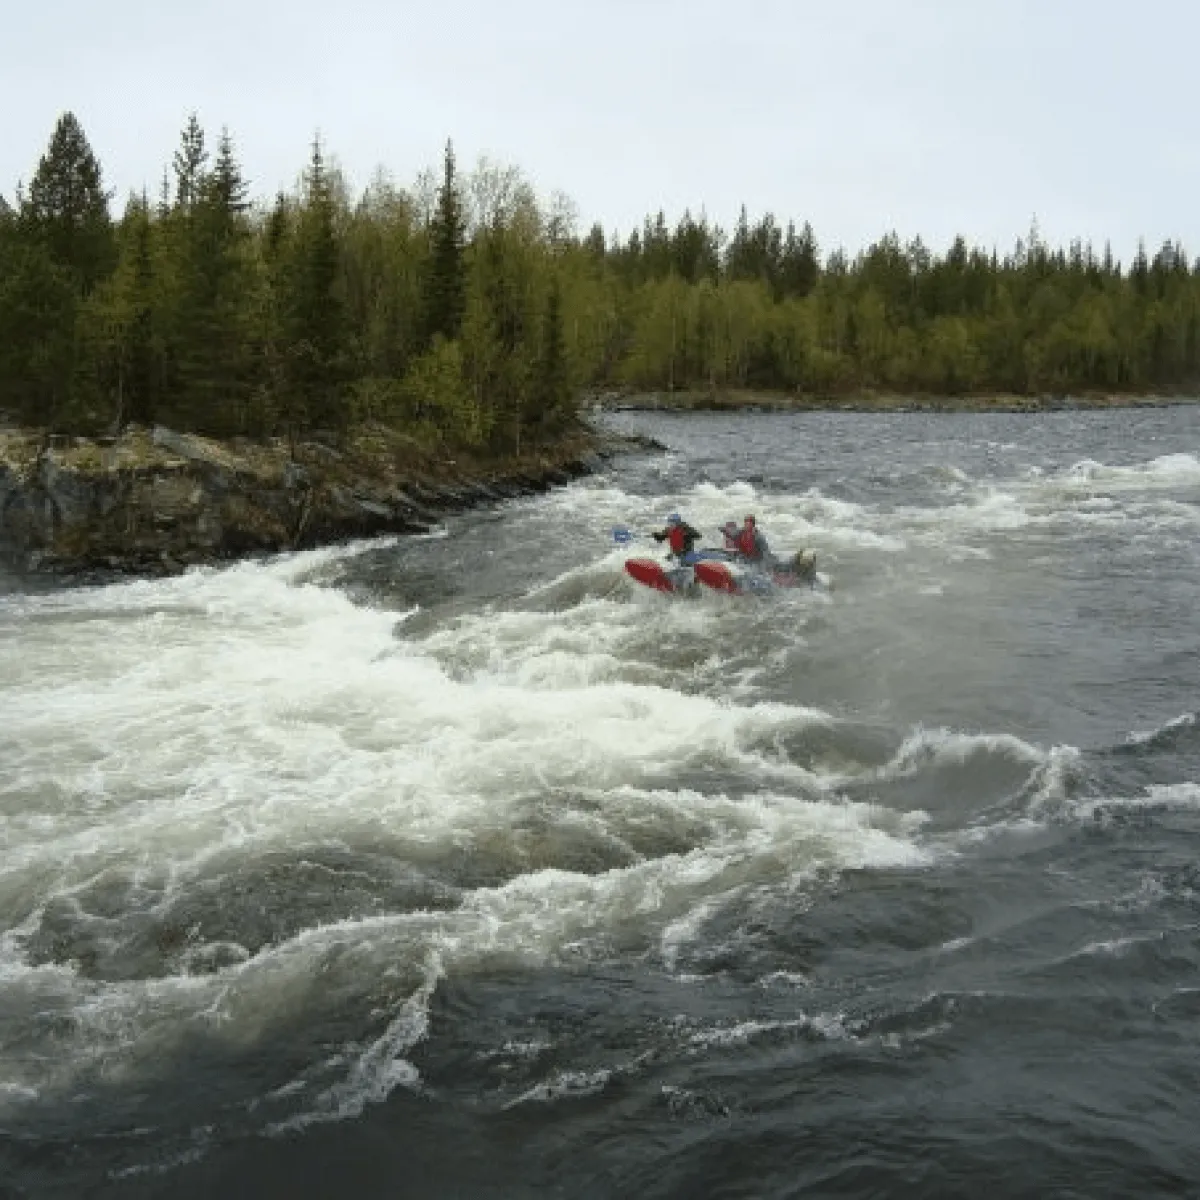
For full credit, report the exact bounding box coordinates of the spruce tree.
[0,239,78,426]
[20,111,115,294]
[725,205,753,281]
[167,123,257,432]
[584,222,606,262]
[124,197,158,426]
[279,136,347,432]
[209,129,250,217]
[195,128,253,370]
[77,193,160,432]
[422,140,466,347]
[173,114,208,213]
[265,193,290,267]
[779,221,820,298]
[165,117,237,434]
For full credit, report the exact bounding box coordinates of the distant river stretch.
[2,405,1200,1198]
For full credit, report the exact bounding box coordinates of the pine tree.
[422,140,466,347]
[20,112,115,294]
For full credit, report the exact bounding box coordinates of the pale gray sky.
[2,0,1196,260]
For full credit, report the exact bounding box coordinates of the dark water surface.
[2,407,1200,1198]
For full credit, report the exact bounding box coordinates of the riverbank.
[592,387,1200,413]
[0,421,661,577]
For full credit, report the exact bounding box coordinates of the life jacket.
[736,527,760,559]
[667,524,691,554]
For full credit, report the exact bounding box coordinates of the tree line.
[2,112,1198,450]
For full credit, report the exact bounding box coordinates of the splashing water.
[4,406,1200,1197]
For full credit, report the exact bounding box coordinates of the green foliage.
[400,336,483,445]
[3,109,1200,451]
[275,137,348,433]
[77,194,161,430]
[528,276,572,438]
[172,114,208,212]
[460,212,540,453]
[344,173,423,381]
[0,239,78,426]
[161,119,260,433]
[19,112,115,295]
[421,141,466,348]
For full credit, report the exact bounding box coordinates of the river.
[2,406,1199,1197]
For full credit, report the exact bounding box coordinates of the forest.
[2,112,1199,449]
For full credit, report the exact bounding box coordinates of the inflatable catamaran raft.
[615,527,818,595]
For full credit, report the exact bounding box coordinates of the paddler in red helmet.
[651,512,703,560]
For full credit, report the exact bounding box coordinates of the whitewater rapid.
[3,411,1200,1193]
[0,536,925,1130]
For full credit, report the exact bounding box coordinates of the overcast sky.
[1,0,1196,259]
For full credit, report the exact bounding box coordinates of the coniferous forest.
[2,113,1199,448]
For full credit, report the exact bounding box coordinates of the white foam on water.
[547,448,1200,593]
[11,443,1188,1133]
[267,952,441,1133]
[685,1016,820,1049]
[1073,934,1161,959]
[0,538,934,1129]
[1017,745,1085,820]
[1126,712,1197,747]
[938,936,976,954]
[885,727,1046,775]
[757,970,811,989]
[1060,453,1200,489]
[672,1006,951,1058]
[1071,782,1200,822]
[571,478,907,556]
[1002,452,1200,539]
[504,1067,613,1108]
[900,488,1034,538]
[475,1038,553,1063]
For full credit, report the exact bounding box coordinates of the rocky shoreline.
[0,421,660,578]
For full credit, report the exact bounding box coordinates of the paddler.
[651,513,703,560]
[728,514,770,563]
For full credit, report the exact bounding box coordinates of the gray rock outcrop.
[0,423,656,576]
